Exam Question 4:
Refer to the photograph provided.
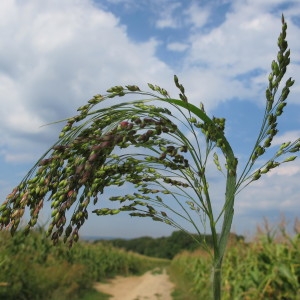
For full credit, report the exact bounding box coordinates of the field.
[0,228,169,300]
[169,220,300,300]
[0,220,299,300]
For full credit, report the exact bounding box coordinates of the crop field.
[169,221,300,300]
[0,229,169,300]
[0,220,299,300]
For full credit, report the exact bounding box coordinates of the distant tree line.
[98,231,244,259]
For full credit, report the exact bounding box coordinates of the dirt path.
[94,268,175,300]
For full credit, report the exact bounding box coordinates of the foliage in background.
[0,229,168,300]
[170,219,300,300]
[102,230,244,259]
[1,222,298,300]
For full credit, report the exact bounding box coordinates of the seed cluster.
[0,15,298,250]
[237,15,299,187]
[0,93,193,246]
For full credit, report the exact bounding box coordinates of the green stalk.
[164,97,237,300]
[212,168,237,299]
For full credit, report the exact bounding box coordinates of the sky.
[0,0,300,239]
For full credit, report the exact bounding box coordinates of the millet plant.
[0,15,299,300]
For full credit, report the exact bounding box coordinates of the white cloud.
[272,130,300,145]
[155,1,182,29]
[0,0,173,163]
[267,164,300,176]
[167,42,189,52]
[176,1,300,111]
[235,159,300,213]
[183,2,210,28]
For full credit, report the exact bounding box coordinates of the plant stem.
[212,258,222,300]
[212,156,237,299]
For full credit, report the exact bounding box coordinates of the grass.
[80,289,111,300]
[168,249,211,300]
[168,219,300,299]
[0,230,170,300]
[169,265,198,300]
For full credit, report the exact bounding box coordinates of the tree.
[0,15,298,300]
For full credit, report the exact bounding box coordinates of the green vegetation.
[102,230,244,259]
[1,15,298,300]
[170,221,300,299]
[0,222,299,299]
[0,229,169,300]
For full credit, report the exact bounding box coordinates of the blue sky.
[0,0,300,239]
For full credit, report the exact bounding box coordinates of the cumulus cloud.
[233,158,300,231]
[155,1,182,29]
[272,130,300,145]
[167,42,189,52]
[267,164,300,176]
[183,2,210,28]
[0,0,173,163]
[177,0,300,111]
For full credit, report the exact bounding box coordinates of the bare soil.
[94,268,175,300]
